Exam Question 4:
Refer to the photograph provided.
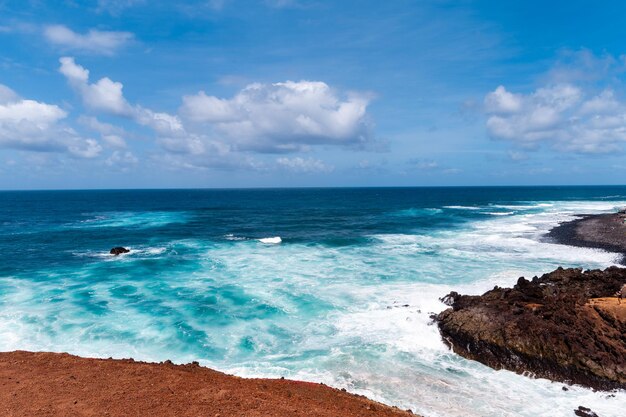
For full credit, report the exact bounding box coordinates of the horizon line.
[1,184,626,192]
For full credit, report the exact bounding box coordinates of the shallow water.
[0,187,624,417]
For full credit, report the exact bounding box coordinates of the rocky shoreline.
[546,211,626,264]
[435,210,626,393]
[0,351,417,417]
[437,266,626,391]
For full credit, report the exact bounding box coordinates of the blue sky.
[1,0,626,189]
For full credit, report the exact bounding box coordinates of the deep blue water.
[0,186,625,417]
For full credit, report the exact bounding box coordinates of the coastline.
[546,212,626,264]
[437,266,626,391]
[0,351,418,417]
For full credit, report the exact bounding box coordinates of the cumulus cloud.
[57,59,377,172]
[276,157,333,173]
[44,25,133,55]
[60,57,185,138]
[0,84,101,158]
[180,81,372,152]
[60,57,132,115]
[484,83,626,153]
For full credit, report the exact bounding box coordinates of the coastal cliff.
[437,267,626,390]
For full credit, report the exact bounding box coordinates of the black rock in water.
[110,247,130,255]
[574,406,599,417]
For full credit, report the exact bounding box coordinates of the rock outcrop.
[110,247,130,255]
[437,267,626,390]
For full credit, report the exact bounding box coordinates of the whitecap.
[224,234,248,241]
[259,237,282,244]
[484,211,515,216]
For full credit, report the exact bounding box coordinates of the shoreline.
[437,266,626,391]
[0,350,418,417]
[545,212,626,264]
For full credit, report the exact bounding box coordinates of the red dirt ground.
[0,351,418,417]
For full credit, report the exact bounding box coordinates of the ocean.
[0,186,624,417]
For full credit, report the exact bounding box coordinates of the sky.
[1,0,626,189]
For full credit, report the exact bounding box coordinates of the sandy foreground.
[0,351,417,417]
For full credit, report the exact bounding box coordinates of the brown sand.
[0,351,417,417]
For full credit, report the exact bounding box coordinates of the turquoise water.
[0,187,625,417]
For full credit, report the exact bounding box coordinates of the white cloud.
[44,25,133,55]
[60,57,132,115]
[0,85,67,151]
[0,83,101,158]
[180,81,372,152]
[485,84,626,153]
[134,107,186,137]
[57,59,377,172]
[60,57,186,138]
[276,157,333,173]
[68,138,103,158]
[105,150,138,168]
[484,86,523,114]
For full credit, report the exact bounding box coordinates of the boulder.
[110,247,130,255]
[436,267,626,390]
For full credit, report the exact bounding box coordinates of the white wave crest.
[259,236,282,244]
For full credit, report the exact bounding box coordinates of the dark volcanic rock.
[574,406,599,417]
[110,247,130,255]
[437,267,626,390]
[547,213,626,264]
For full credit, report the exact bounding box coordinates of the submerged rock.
[436,267,626,390]
[109,247,130,255]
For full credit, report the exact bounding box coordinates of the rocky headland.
[437,266,626,390]
[0,351,417,417]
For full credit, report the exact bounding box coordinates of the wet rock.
[574,406,599,417]
[110,247,130,255]
[436,267,626,390]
